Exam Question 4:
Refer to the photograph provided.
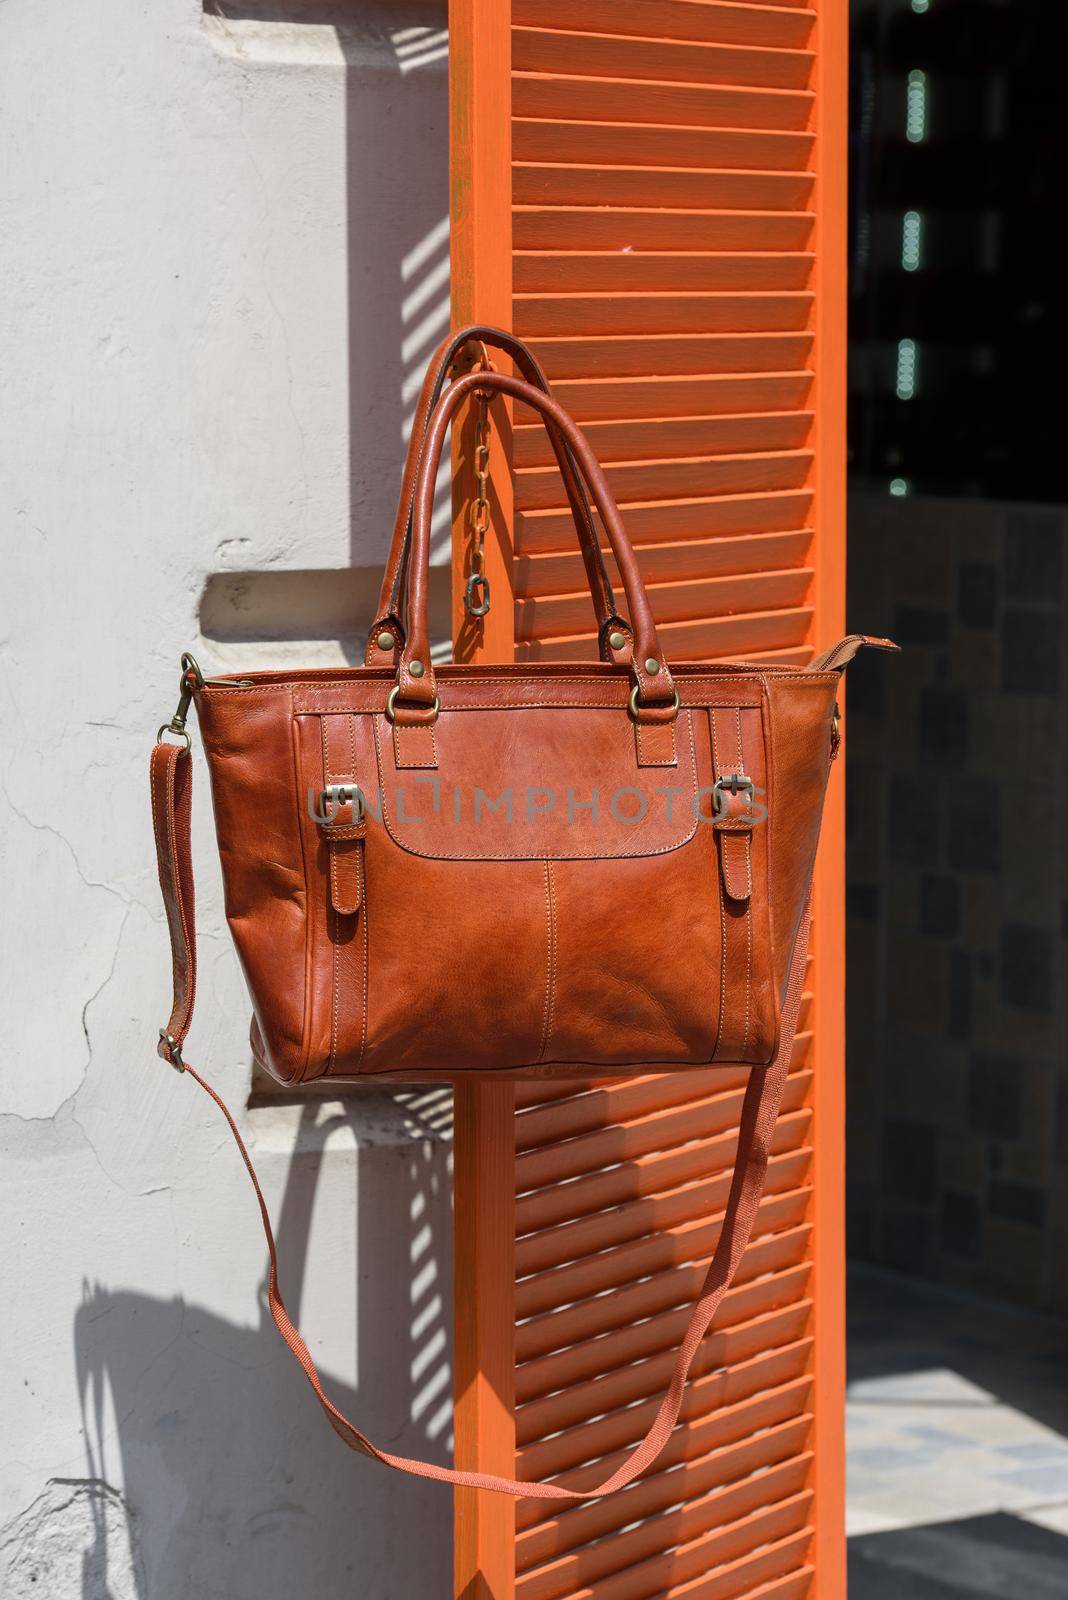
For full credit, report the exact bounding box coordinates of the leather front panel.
[545,842,724,1068]
[371,706,700,861]
[358,853,550,1076]
[305,699,775,1077]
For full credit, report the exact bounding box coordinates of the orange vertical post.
[810,0,850,1589]
[449,4,517,1599]
[450,2,850,1594]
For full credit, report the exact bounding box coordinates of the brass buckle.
[713,773,756,818]
[318,783,366,821]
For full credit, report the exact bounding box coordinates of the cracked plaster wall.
[1,4,455,1595]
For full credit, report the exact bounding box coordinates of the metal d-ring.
[158,1029,186,1072]
[385,684,441,725]
[628,684,680,723]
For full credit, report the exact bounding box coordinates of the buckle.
[713,773,756,818]
[318,783,366,822]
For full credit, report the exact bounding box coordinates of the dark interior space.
[845,0,1067,1315]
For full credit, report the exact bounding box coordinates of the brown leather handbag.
[150,324,894,1500]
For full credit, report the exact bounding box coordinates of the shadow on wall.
[201,0,453,664]
[73,1094,454,1600]
[66,12,458,1596]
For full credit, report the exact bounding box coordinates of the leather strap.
[367,325,625,667]
[396,369,678,720]
[809,634,899,672]
[151,737,811,1499]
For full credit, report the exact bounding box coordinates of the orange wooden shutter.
[449,3,847,1597]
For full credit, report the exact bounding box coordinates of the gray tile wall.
[845,494,1068,1310]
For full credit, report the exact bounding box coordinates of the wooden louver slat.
[512,0,816,51]
[514,252,815,292]
[513,119,815,173]
[513,75,814,133]
[512,30,815,93]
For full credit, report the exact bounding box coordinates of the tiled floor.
[847,1265,1068,1596]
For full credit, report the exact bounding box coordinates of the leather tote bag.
[150,324,894,1499]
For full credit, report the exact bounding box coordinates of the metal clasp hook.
[464,572,491,618]
[155,653,204,748]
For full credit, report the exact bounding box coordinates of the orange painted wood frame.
[449,3,848,1596]
[809,2,849,1591]
[450,6,519,1599]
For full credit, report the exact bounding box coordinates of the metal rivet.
[409,659,425,677]
[644,658,660,675]
[377,630,395,652]
[608,630,626,650]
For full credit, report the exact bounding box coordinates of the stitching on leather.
[296,684,766,713]
[546,860,557,1061]
[167,756,193,1030]
[709,711,727,1064]
[635,714,678,768]
[151,750,184,1028]
[207,669,836,707]
[736,707,752,1054]
[537,861,556,1064]
[537,862,551,1061]
[370,710,700,861]
[322,717,340,1076]
[296,694,765,716]
[350,713,369,1072]
[742,843,753,1053]
[288,712,316,1086]
[357,841,369,1071]
[393,713,438,769]
[175,771,194,1017]
[329,844,341,911]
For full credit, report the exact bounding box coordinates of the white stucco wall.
[0,4,455,1595]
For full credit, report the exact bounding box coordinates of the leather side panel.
[197,685,308,1082]
[764,675,838,1002]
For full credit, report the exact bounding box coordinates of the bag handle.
[366,326,627,667]
[150,732,811,1499]
[393,368,678,724]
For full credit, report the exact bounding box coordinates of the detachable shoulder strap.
[150,738,811,1500]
